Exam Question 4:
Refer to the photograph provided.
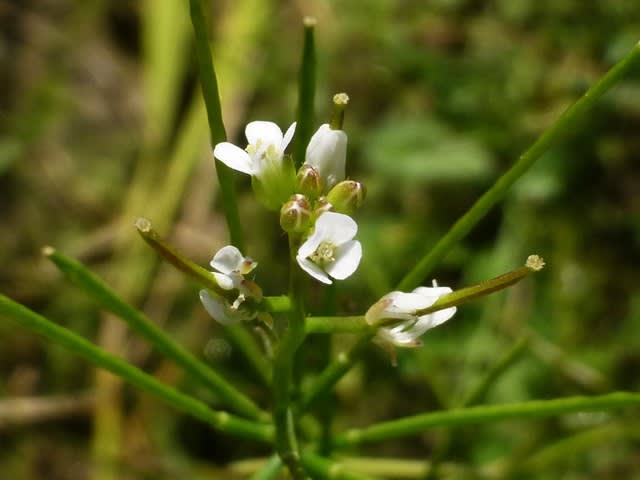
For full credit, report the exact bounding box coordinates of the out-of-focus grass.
[1,0,639,478]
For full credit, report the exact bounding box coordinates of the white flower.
[305,123,347,189]
[296,211,362,284]
[199,245,260,325]
[366,285,456,348]
[214,121,296,178]
[209,245,257,294]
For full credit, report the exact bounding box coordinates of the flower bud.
[280,194,312,233]
[326,180,366,215]
[313,196,334,219]
[297,164,324,199]
[305,124,347,190]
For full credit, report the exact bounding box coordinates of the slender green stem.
[293,17,317,169]
[298,336,372,413]
[398,40,640,291]
[188,0,244,250]
[423,335,530,479]
[307,256,544,335]
[306,316,369,335]
[0,293,273,443]
[261,295,293,313]
[223,324,272,387]
[135,218,291,312]
[300,452,383,480]
[272,235,308,479]
[459,335,530,407]
[249,455,282,480]
[43,247,268,422]
[135,217,233,300]
[334,392,640,448]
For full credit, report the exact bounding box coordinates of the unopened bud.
[313,196,334,218]
[326,180,366,215]
[280,194,312,233]
[297,164,324,198]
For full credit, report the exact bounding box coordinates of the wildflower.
[296,211,362,284]
[304,123,347,190]
[366,284,456,348]
[213,121,297,209]
[199,245,261,325]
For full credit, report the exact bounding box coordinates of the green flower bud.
[297,164,324,199]
[326,180,366,215]
[280,194,312,233]
[313,196,334,219]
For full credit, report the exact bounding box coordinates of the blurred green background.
[1,0,639,478]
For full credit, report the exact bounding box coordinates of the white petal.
[377,322,421,347]
[214,142,254,175]
[211,245,244,274]
[314,212,358,245]
[326,240,362,280]
[412,286,453,301]
[388,291,437,312]
[297,229,324,260]
[418,306,457,330]
[199,290,240,325]
[246,121,283,147]
[281,122,296,152]
[213,272,235,290]
[305,124,347,188]
[296,256,332,284]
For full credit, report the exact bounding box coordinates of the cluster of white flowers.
[200,104,455,349]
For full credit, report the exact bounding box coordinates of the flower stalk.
[293,17,317,169]
[398,39,640,291]
[43,246,268,422]
[188,0,244,250]
[0,293,273,443]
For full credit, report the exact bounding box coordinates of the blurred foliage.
[1,0,639,479]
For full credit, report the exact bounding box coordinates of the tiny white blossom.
[366,285,456,348]
[296,211,362,284]
[305,123,347,189]
[214,121,296,178]
[199,245,260,325]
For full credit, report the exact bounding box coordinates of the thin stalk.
[300,452,383,480]
[424,335,530,479]
[333,392,640,448]
[43,247,268,422]
[0,294,273,443]
[223,324,272,387]
[188,0,244,250]
[272,234,308,479]
[398,40,640,291]
[135,217,291,312]
[306,256,544,335]
[459,335,530,407]
[293,17,317,169]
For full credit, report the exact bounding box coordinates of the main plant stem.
[272,235,308,479]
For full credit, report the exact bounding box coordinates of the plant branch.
[0,293,273,443]
[398,40,640,290]
[334,392,640,447]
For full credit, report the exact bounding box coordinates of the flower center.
[246,141,279,166]
[310,241,336,266]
